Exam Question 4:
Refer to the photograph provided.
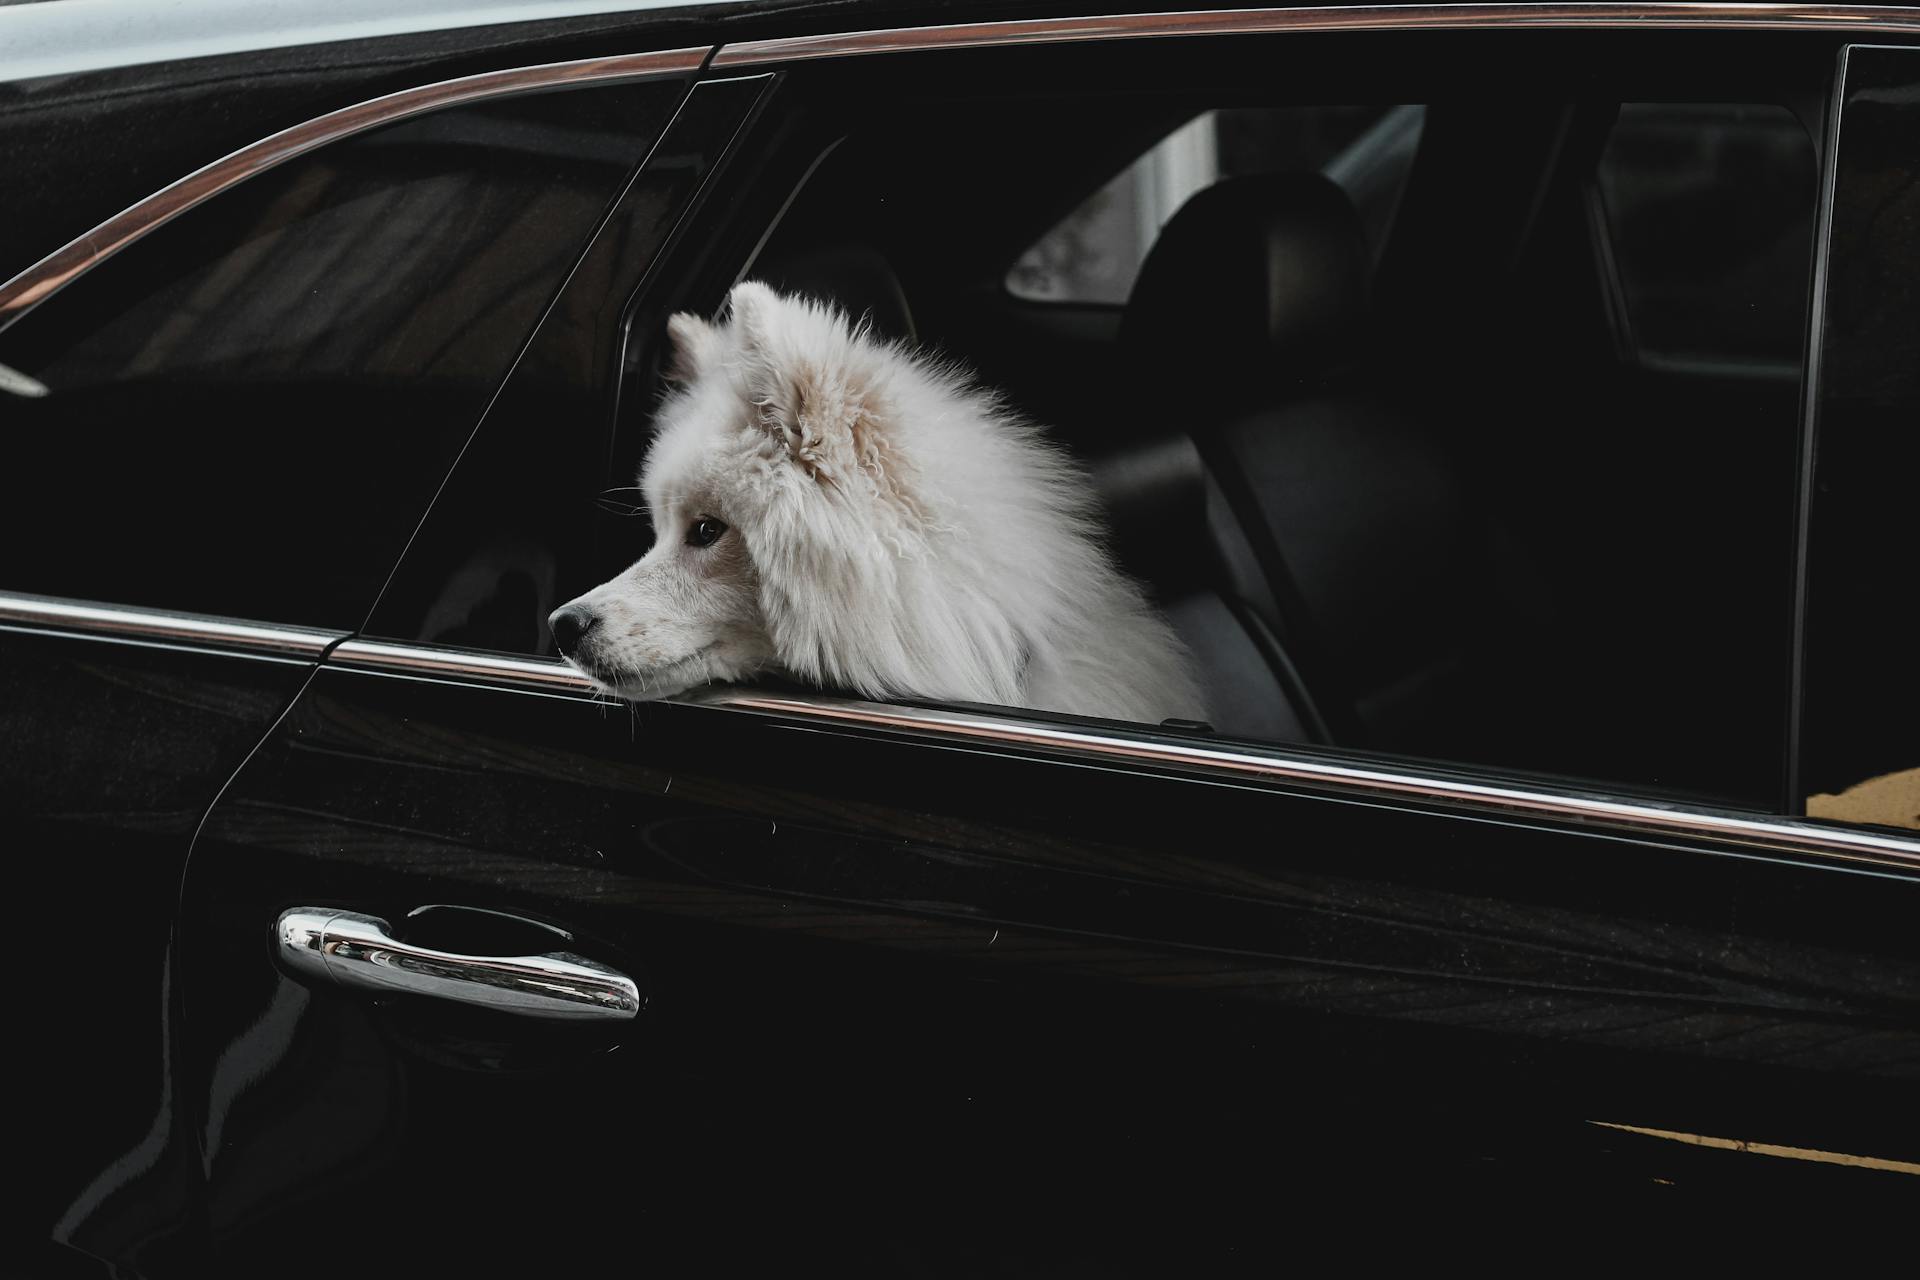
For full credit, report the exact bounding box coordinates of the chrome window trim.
[5,593,1909,870]
[329,637,603,693]
[321,638,1920,874]
[709,2,1920,67]
[0,45,711,331]
[0,592,343,658]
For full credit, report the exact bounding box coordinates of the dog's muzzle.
[548,603,599,658]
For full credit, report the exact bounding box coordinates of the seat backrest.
[1122,172,1530,755]
[1121,172,1372,415]
[1090,434,1323,743]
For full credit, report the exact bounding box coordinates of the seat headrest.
[1121,172,1370,403]
[752,242,917,344]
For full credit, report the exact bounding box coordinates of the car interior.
[643,40,1824,811]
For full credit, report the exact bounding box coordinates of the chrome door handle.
[275,909,641,1023]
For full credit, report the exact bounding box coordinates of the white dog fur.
[550,282,1203,726]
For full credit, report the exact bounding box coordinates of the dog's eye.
[686,517,728,548]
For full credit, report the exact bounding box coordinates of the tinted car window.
[1595,102,1817,368]
[0,81,682,628]
[360,75,774,656]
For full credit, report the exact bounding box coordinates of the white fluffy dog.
[548,282,1202,726]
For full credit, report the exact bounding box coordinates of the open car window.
[344,35,1857,827]
[673,51,1822,814]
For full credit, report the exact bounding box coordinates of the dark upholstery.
[1090,436,1319,743]
[1209,393,1503,750]
[1120,171,1529,756]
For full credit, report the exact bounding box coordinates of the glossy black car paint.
[7,6,1920,1276]
[182,668,1920,1263]
[3,64,696,1280]
[3,628,315,1275]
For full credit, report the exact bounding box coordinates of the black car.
[5,1,1919,1272]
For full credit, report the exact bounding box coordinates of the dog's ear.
[663,312,720,385]
[727,283,792,431]
[728,282,888,490]
[726,281,786,372]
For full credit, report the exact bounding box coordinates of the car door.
[171,13,1920,1275]
[0,49,699,1274]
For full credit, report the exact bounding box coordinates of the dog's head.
[549,281,926,701]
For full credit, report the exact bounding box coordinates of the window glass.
[0,81,682,629]
[1595,103,1817,368]
[359,75,771,656]
[1007,105,1423,304]
[1801,46,1920,831]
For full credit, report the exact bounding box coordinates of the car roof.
[0,0,1440,85]
[0,0,704,82]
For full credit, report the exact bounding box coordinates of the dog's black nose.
[548,604,598,656]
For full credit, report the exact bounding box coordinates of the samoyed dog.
[548,282,1202,726]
